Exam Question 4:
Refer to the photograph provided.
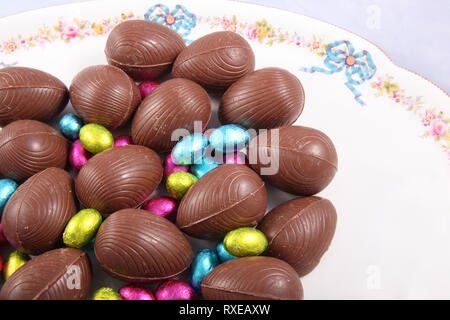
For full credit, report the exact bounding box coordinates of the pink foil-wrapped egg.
[138,81,160,99]
[155,280,198,300]
[119,285,155,300]
[164,153,189,178]
[141,196,178,221]
[0,222,7,244]
[113,135,133,147]
[223,151,248,165]
[69,139,93,172]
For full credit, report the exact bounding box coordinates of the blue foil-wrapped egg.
[191,248,220,291]
[59,113,85,140]
[172,133,209,165]
[209,124,250,153]
[0,178,18,215]
[191,157,220,178]
[216,242,238,263]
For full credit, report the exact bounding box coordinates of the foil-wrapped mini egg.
[172,133,209,165]
[63,208,103,248]
[223,151,248,165]
[141,196,178,221]
[138,81,159,99]
[79,123,114,154]
[119,285,155,300]
[69,139,93,172]
[0,178,18,215]
[92,287,122,300]
[191,248,220,291]
[3,251,30,281]
[209,124,250,153]
[191,157,220,178]
[156,280,198,300]
[113,135,132,147]
[164,153,189,178]
[166,172,198,200]
[223,227,268,257]
[59,113,84,141]
[216,242,238,263]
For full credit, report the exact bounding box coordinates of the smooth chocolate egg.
[0,66,68,126]
[172,31,255,90]
[2,168,77,255]
[94,208,193,282]
[201,256,303,300]
[76,145,163,215]
[0,248,91,300]
[177,164,267,240]
[258,196,337,276]
[248,126,338,196]
[220,67,305,129]
[0,120,68,182]
[105,20,186,81]
[132,78,211,152]
[70,65,141,130]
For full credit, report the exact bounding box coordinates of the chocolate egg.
[0,120,68,182]
[248,126,338,196]
[76,145,163,215]
[0,248,91,300]
[201,256,303,300]
[172,31,255,90]
[0,66,68,126]
[258,196,337,277]
[2,168,77,255]
[105,20,186,81]
[132,78,211,152]
[177,164,267,240]
[220,68,305,129]
[94,208,193,282]
[70,65,141,130]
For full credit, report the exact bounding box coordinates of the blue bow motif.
[300,40,376,105]
[145,4,197,43]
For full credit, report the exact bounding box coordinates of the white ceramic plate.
[0,0,449,300]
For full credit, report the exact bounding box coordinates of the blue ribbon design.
[145,4,197,43]
[300,40,376,105]
[0,61,17,69]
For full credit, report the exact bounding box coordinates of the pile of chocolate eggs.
[0,19,338,300]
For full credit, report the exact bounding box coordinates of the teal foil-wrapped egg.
[59,113,84,140]
[172,133,209,165]
[191,157,220,178]
[216,242,238,263]
[0,178,18,215]
[209,124,250,153]
[191,248,219,291]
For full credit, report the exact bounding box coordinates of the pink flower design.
[62,22,80,39]
[430,118,447,137]
[373,75,385,88]
[246,24,258,40]
[422,111,436,126]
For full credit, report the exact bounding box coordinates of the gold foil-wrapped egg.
[223,227,268,257]
[79,123,114,154]
[3,251,30,280]
[63,208,103,248]
[166,171,198,200]
[92,287,122,300]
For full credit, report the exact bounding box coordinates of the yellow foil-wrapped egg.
[92,287,122,300]
[63,208,103,248]
[79,123,114,154]
[166,171,198,200]
[3,251,30,280]
[223,227,268,257]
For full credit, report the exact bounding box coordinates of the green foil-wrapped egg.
[3,251,30,281]
[63,208,103,248]
[166,171,198,200]
[223,227,268,257]
[79,123,114,154]
[92,287,122,300]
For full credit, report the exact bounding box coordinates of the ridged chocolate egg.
[258,197,337,276]
[177,164,267,240]
[105,20,186,81]
[0,66,68,126]
[0,248,91,300]
[248,126,338,196]
[0,120,68,182]
[202,256,303,300]
[220,67,305,129]
[1,168,77,255]
[76,145,163,215]
[94,208,193,282]
[172,31,255,90]
[69,65,141,130]
[132,78,211,152]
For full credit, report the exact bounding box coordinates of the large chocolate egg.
[94,208,193,282]
[2,168,77,255]
[0,248,91,300]
[177,164,267,240]
[258,197,337,276]
[0,67,68,126]
[132,78,211,152]
[248,126,338,196]
[69,65,141,130]
[202,256,303,300]
[105,20,186,81]
[76,145,163,215]
[0,120,68,182]
[172,31,255,90]
[220,68,305,129]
